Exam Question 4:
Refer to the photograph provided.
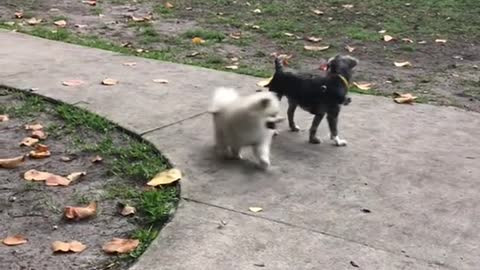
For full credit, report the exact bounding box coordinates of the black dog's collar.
[338,75,350,89]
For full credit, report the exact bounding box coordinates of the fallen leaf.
[20,137,39,147]
[225,65,239,70]
[52,241,87,253]
[120,204,136,216]
[304,45,330,51]
[257,76,273,87]
[283,32,294,37]
[102,238,139,254]
[230,57,239,62]
[123,62,137,67]
[3,21,15,26]
[90,155,103,163]
[29,144,51,159]
[251,25,260,29]
[74,24,88,28]
[26,17,42,25]
[153,79,169,84]
[192,37,205,45]
[249,207,263,213]
[102,78,119,85]
[0,115,9,122]
[82,0,97,6]
[393,92,417,104]
[46,174,71,186]
[229,32,241,39]
[187,51,200,57]
[435,39,447,44]
[54,20,67,27]
[378,30,386,34]
[312,9,324,15]
[0,155,26,169]
[25,124,43,130]
[24,169,52,181]
[31,130,48,140]
[14,12,23,19]
[147,168,182,186]
[165,2,174,8]
[353,82,372,91]
[306,36,322,43]
[64,202,97,220]
[401,38,414,43]
[131,15,146,22]
[418,40,427,44]
[2,235,27,246]
[60,156,74,162]
[252,9,262,14]
[383,35,394,42]
[345,45,355,52]
[67,171,86,182]
[394,61,412,67]
[62,79,85,86]
[342,4,354,9]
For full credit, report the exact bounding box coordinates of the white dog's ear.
[259,98,271,108]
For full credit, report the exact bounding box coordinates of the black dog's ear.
[346,56,358,69]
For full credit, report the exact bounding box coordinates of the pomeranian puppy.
[208,87,283,169]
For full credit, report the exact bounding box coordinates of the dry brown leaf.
[383,35,394,42]
[401,38,414,43]
[353,82,372,91]
[24,169,52,181]
[67,171,86,182]
[345,45,355,52]
[20,137,39,147]
[123,62,137,67]
[147,168,182,186]
[192,37,205,45]
[312,9,324,15]
[31,130,48,140]
[25,124,43,130]
[435,39,447,44]
[153,79,169,84]
[248,207,263,213]
[225,65,239,70]
[90,155,103,163]
[26,17,42,25]
[29,144,51,159]
[62,79,85,86]
[64,202,97,220]
[120,204,136,216]
[82,0,97,6]
[54,20,67,27]
[0,115,9,122]
[46,174,71,186]
[0,155,26,169]
[165,2,174,8]
[393,92,417,104]
[304,45,330,51]
[394,61,412,67]
[102,238,139,254]
[52,241,87,253]
[14,12,23,19]
[102,78,119,85]
[2,235,27,246]
[256,76,273,87]
[306,36,322,43]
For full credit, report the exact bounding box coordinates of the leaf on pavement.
[62,79,85,86]
[52,241,87,253]
[102,78,119,85]
[248,207,263,213]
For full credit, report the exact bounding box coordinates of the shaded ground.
[0,0,479,111]
[0,89,177,270]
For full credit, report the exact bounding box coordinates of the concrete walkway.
[1,31,479,270]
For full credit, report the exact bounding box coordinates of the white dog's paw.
[259,160,271,170]
[332,136,348,147]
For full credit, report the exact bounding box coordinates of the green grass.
[0,92,46,118]
[139,188,177,225]
[129,227,159,259]
[183,28,225,42]
[56,104,114,133]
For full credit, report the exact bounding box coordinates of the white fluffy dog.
[208,87,283,169]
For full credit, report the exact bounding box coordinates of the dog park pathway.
[1,30,479,270]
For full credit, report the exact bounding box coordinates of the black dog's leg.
[309,113,325,144]
[287,100,300,132]
[327,107,347,146]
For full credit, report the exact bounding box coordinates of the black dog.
[266,55,358,146]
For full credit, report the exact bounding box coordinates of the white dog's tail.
[208,87,239,113]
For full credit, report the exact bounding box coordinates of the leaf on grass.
[418,40,427,44]
[378,30,386,34]
[312,9,324,15]
[54,20,67,27]
[66,171,86,182]
[304,45,330,51]
[153,79,169,84]
[29,144,51,159]
[25,124,43,130]
[401,38,414,43]
[256,76,273,87]
[186,51,200,57]
[393,92,417,104]
[345,45,355,52]
[353,82,372,91]
[0,155,26,169]
[147,168,182,186]
[26,17,42,25]
[192,37,205,45]
[20,137,39,147]
[383,35,394,42]
[123,62,137,67]
[46,174,71,186]
[52,241,87,253]
[283,32,294,37]
[14,12,23,19]
[102,238,139,254]
[229,32,242,39]
[252,9,262,14]
[120,204,136,216]
[131,15,147,22]
[342,4,354,9]
[102,78,119,85]
[225,65,239,70]
[249,207,263,213]
[24,169,52,181]
[31,130,48,140]
[90,155,103,163]
[0,115,9,122]
[2,235,27,246]
[251,25,260,29]
[306,36,322,43]
[435,39,447,44]
[165,2,174,8]
[64,202,97,220]
[62,79,85,86]
[394,61,412,67]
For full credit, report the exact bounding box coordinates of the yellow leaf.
[66,171,86,182]
[252,9,262,14]
[0,155,26,169]
[225,65,239,70]
[256,76,273,87]
[29,144,51,159]
[304,45,330,51]
[248,207,263,213]
[102,78,119,85]
[2,235,27,246]
[283,32,294,37]
[378,30,386,34]
[393,92,417,104]
[147,168,182,186]
[192,37,205,45]
[251,25,260,29]
[342,4,354,9]
[46,175,71,186]
[394,61,412,67]
[31,130,48,140]
[353,82,372,91]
